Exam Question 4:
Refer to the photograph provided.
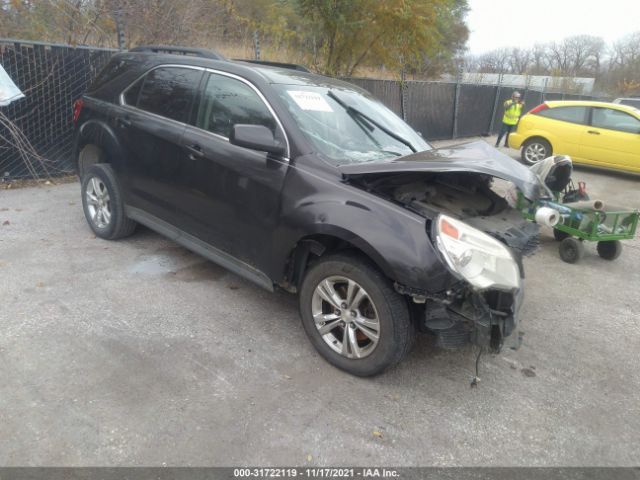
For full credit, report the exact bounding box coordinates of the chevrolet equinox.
[73,46,544,376]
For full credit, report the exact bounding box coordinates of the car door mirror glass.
[230,124,285,155]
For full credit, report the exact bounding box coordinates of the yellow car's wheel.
[522,138,551,165]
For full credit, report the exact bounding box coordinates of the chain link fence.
[0,37,600,180]
[345,77,598,141]
[0,38,116,180]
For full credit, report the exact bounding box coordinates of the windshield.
[274,84,431,165]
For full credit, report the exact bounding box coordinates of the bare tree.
[547,35,604,76]
[529,43,550,75]
[474,48,511,73]
[508,47,532,74]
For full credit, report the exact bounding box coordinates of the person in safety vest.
[495,91,524,148]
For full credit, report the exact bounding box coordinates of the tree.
[601,31,640,95]
[292,0,468,76]
[547,35,604,76]
[507,47,532,74]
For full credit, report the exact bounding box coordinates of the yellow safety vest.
[502,100,523,126]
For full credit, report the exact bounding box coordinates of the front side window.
[195,73,277,138]
[537,106,588,124]
[274,84,430,165]
[592,108,640,134]
[130,67,202,123]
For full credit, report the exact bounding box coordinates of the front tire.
[81,164,136,240]
[559,237,584,264]
[522,138,552,165]
[298,254,415,377]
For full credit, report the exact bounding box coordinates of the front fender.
[271,182,454,293]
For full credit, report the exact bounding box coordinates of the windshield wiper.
[327,90,417,153]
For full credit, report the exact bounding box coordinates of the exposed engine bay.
[358,170,540,256]
[352,170,540,354]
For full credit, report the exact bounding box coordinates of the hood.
[338,141,545,200]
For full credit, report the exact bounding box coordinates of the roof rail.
[130,45,226,60]
[235,59,311,73]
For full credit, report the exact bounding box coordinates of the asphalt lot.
[1,138,639,466]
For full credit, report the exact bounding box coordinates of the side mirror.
[229,124,285,156]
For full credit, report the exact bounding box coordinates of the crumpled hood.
[338,140,545,200]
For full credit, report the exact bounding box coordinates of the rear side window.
[133,67,202,123]
[592,108,640,134]
[194,73,277,138]
[537,106,588,124]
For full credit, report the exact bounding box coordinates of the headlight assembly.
[435,214,521,291]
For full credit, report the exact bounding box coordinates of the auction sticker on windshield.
[287,90,333,112]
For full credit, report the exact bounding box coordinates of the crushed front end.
[412,281,523,353]
[383,172,539,353]
[343,145,546,353]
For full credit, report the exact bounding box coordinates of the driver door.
[178,71,290,271]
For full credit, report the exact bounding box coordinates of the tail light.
[72,98,84,126]
[529,103,548,115]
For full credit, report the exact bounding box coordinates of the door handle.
[184,143,204,160]
[587,130,600,135]
[117,116,132,128]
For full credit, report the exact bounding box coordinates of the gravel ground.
[0,138,639,466]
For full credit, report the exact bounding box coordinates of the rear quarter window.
[90,58,134,92]
[536,106,588,124]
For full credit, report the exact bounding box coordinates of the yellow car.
[508,100,640,173]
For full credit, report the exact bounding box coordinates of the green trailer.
[518,193,639,263]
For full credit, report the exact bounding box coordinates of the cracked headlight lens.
[436,214,521,290]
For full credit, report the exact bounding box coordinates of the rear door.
[115,65,203,225]
[178,71,290,271]
[581,107,640,172]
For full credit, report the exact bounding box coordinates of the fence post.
[400,62,407,122]
[542,77,548,102]
[113,7,125,50]
[488,72,503,135]
[253,31,261,60]
[452,65,463,139]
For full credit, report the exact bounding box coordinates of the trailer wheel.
[559,237,584,264]
[597,240,622,261]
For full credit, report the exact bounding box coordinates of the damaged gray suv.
[74,46,545,376]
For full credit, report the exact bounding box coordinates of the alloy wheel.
[311,276,381,359]
[524,142,547,163]
[85,177,112,228]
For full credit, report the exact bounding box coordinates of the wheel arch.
[281,229,396,292]
[522,134,554,153]
[75,120,124,176]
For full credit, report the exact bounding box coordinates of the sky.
[466,0,640,54]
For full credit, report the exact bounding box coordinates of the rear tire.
[298,254,415,377]
[597,240,622,260]
[522,138,551,165]
[559,237,584,264]
[77,144,106,178]
[81,164,137,240]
